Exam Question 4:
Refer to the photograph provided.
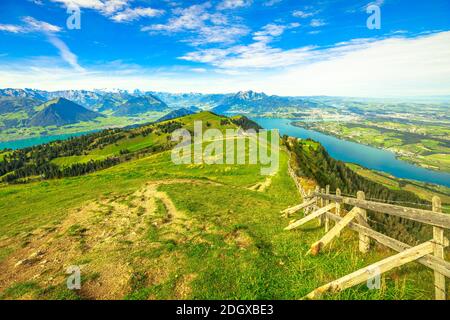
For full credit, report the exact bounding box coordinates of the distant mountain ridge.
[29,98,104,127]
[156,107,200,122]
[212,90,293,114]
[0,89,325,117]
[113,95,168,116]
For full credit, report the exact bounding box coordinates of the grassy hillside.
[0,113,446,300]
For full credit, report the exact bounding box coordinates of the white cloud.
[2,32,450,98]
[263,0,282,6]
[0,16,82,72]
[176,32,450,96]
[50,0,111,12]
[50,0,161,23]
[310,19,326,27]
[292,10,315,18]
[252,23,299,43]
[0,17,61,34]
[47,35,84,72]
[23,16,62,33]
[217,0,252,10]
[0,24,25,33]
[142,2,248,45]
[111,7,165,22]
[180,22,305,68]
[142,3,218,32]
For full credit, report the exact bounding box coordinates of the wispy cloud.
[47,35,84,72]
[310,19,327,27]
[180,22,304,69]
[50,0,161,23]
[0,16,61,34]
[111,7,165,22]
[2,31,450,97]
[0,16,83,72]
[292,10,316,18]
[23,16,61,32]
[217,0,252,10]
[142,2,249,46]
[263,0,282,6]
[0,24,25,33]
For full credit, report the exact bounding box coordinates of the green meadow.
[0,137,444,299]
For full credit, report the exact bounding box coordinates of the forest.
[0,120,183,183]
[283,136,433,244]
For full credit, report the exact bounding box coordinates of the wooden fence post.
[307,189,312,215]
[319,188,325,227]
[314,186,320,219]
[325,185,330,232]
[357,191,370,254]
[336,188,341,217]
[335,188,342,237]
[432,196,446,300]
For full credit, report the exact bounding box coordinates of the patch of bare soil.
[0,179,214,300]
[248,176,272,192]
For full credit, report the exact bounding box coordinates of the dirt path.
[248,176,273,192]
[0,179,216,299]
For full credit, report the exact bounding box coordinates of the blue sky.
[0,0,449,96]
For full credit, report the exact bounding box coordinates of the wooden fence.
[281,185,450,300]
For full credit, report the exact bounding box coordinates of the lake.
[253,117,450,188]
[0,131,97,150]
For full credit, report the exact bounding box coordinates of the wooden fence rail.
[282,184,450,300]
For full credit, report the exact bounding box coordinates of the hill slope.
[29,98,104,127]
[0,112,444,300]
[156,107,197,122]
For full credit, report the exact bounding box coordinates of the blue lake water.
[252,117,450,188]
[0,131,97,150]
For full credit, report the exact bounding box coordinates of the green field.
[0,113,446,300]
[0,112,165,142]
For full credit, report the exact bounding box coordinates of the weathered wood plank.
[313,193,450,229]
[305,241,435,299]
[319,188,325,227]
[357,191,370,254]
[310,207,361,255]
[432,196,446,300]
[335,188,341,217]
[325,185,330,232]
[280,198,316,216]
[326,212,450,278]
[285,203,336,231]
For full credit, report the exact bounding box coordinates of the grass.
[0,113,446,300]
[0,145,444,300]
[0,112,165,142]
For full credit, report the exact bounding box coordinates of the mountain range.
[29,98,103,127]
[0,88,329,129]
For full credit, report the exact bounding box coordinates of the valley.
[1,88,449,189]
[294,119,450,173]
